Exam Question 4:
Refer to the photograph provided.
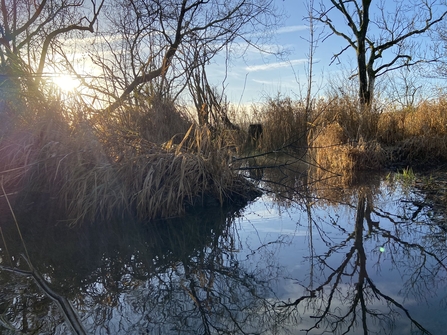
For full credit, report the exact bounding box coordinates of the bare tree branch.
[315,0,447,110]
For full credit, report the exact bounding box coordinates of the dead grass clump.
[136,98,192,144]
[402,99,447,137]
[349,138,385,170]
[393,135,447,166]
[310,122,385,184]
[318,96,360,139]
[0,102,83,197]
[0,130,36,196]
[93,96,192,159]
[378,101,447,145]
[254,96,308,151]
[377,96,447,145]
[82,149,254,223]
[376,96,447,165]
[377,110,406,145]
[312,95,381,141]
[1,109,257,225]
[58,149,242,224]
[311,123,354,180]
[213,128,246,154]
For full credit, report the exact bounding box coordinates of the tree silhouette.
[315,0,447,109]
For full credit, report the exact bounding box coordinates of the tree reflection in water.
[0,203,290,334]
[0,164,446,334]
[266,165,447,335]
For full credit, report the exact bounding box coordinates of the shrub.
[0,98,258,225]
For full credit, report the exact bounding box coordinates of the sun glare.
[52,74,80,92]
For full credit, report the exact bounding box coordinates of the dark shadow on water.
[0,203,286,334]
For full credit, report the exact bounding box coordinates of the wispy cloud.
[276,25,308,34]
[252,79,275,85]
[245,59,308,72]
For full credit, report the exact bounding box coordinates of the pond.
[0,168,446,334]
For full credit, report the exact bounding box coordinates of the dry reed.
[0,99,258,225]
[309,121,385,184]
[7,88,447,226]
[251,97,308,151]
[376,95,447,165]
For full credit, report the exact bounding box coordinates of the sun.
[52,74,80,92]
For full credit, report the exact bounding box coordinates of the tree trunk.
[358,55,370,106]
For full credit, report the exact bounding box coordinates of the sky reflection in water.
[0,172,446,334]
[240,175,447,334]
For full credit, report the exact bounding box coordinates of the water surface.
[0,170,446,334]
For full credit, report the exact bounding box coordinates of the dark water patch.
[1,203,277,334]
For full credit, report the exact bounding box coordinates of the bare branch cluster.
[315,0,447,108]
[0,0,281,116]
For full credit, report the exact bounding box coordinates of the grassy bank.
[2,91,447,224]
[0,98,259,225]
[235,94,447,186]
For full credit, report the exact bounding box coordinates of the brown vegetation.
[376,97,447,166]
[250,97,308,152]
[244,93,447,187]
[3,88,447,225]
[0,97,259,226]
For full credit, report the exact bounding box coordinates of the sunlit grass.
[4,84,447,225]
[0,98,259,225]
[390,167,416,185]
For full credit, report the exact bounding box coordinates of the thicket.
[3,84,447,225]
[243,93,447,182]
[325,95,447,168]
[0,93,259,225]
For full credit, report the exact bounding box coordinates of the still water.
[0,170,446,334]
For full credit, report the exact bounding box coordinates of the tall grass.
[377,95,447,165]
[252,92,447,182]
[4,86,447,225]
[249,96,308,152]
[91,96,192,160]
[0,95,259,225]
[307,94,447,178]
[310,129,384,185]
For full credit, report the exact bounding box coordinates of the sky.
[208,0,446,106]
[53,1,324,106]
[49,0,445,107]
[207,0,348,105]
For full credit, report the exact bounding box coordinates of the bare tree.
[314,0,447,108]
[92,0,280,113]
[383,67,424,110]
[426,18,447,81]
[0,0,280,119]
[186,46,239,130]
[0,0,104,92]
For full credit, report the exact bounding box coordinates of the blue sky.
[209,0,343,105]
[211,0,446,105]
[55,0,444,107]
